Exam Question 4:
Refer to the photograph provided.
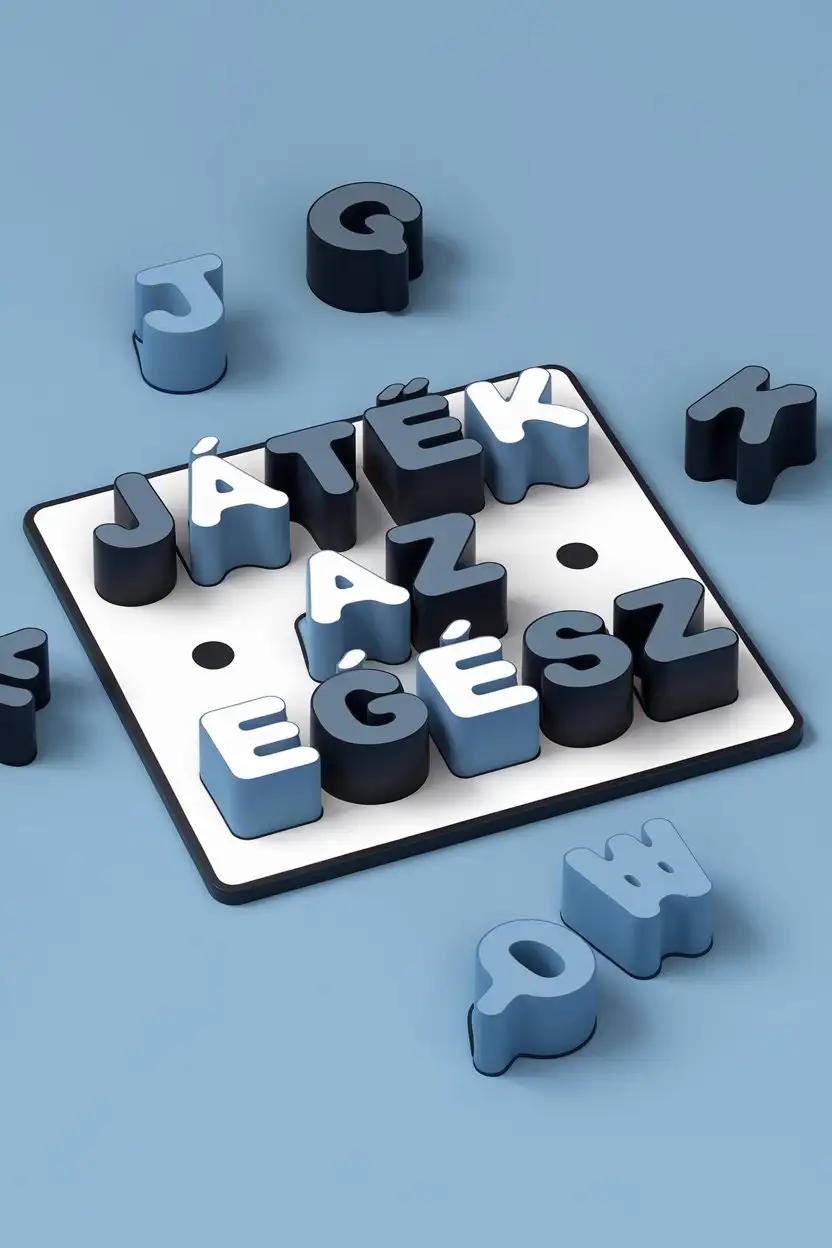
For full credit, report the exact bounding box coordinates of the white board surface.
[27,367,801,902]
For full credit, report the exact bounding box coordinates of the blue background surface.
[2,1,829,1241]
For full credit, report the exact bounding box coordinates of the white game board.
[25,367,801,902]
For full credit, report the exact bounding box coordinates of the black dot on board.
[556,543,598,570]
[192,641,235,670]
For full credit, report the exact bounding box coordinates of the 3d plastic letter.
[306,183,423,313]
[133,254,227,394]
[470,919,598,1076]
[560,818,714,978]
[684,365,817,503]
[0,628,51,767]
[24,366,803,902]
